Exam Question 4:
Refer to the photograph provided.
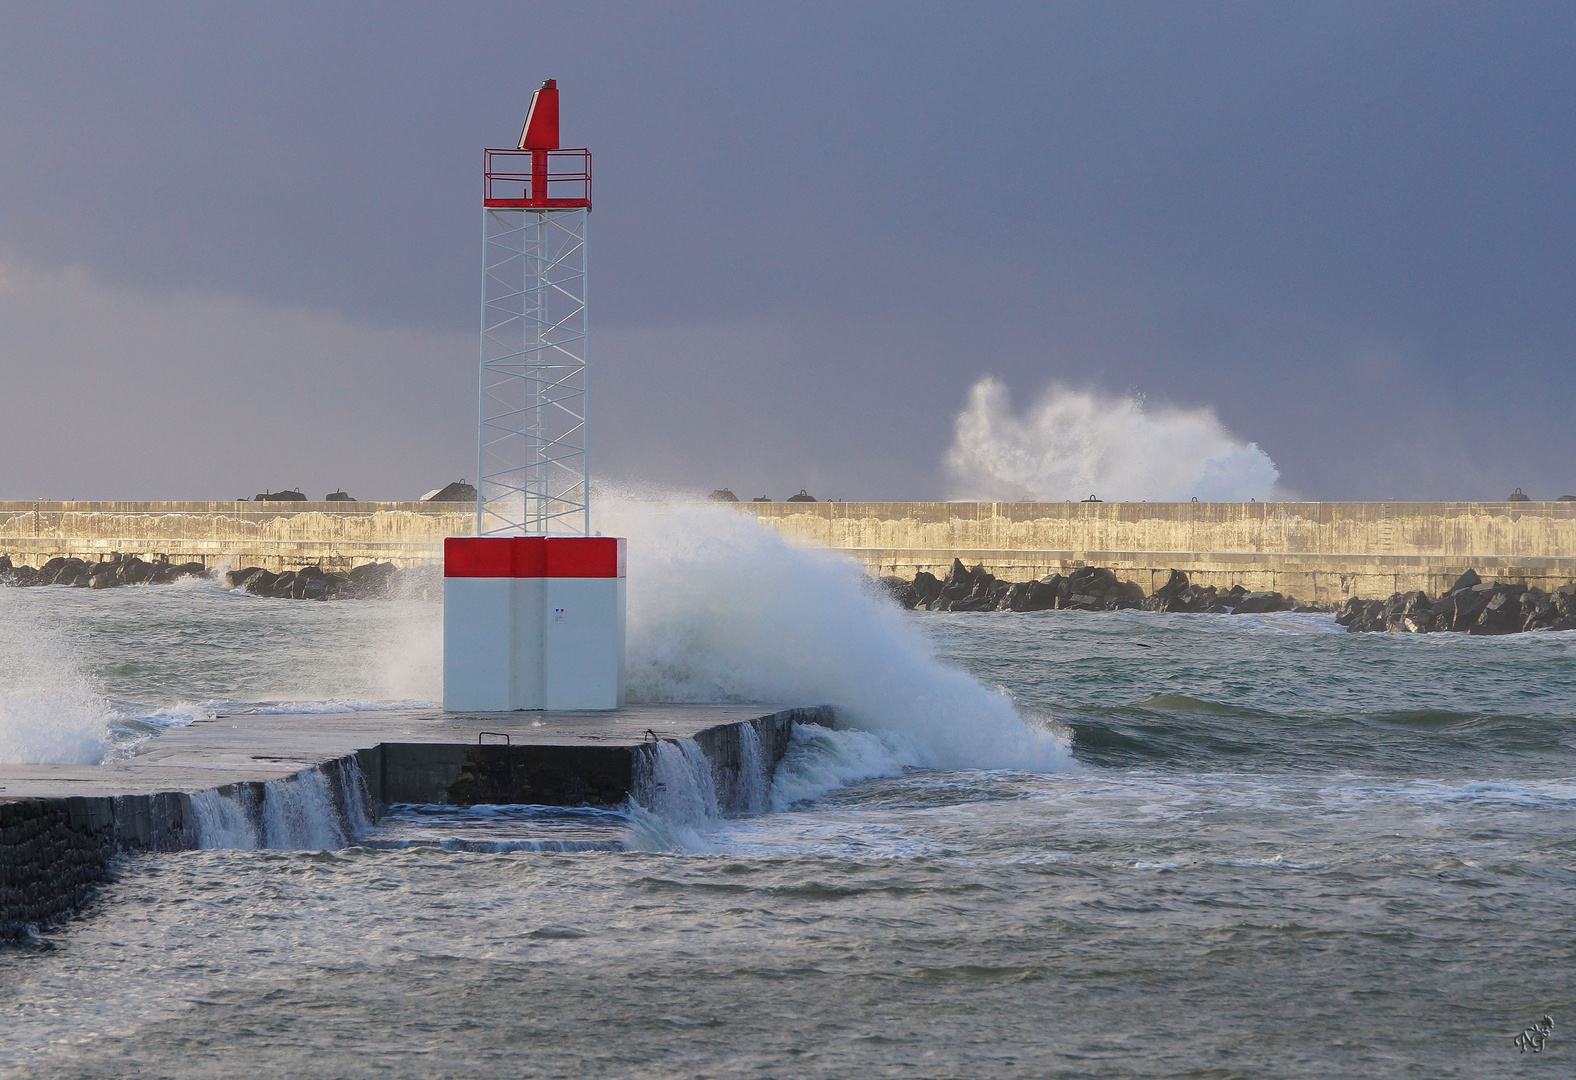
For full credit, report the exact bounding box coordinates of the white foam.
[769,724,915,810]
[599,494,1076,773]
[945,377,1280,502]
[629,738,721,851]
[192,761,373,850]
[189,787,262,849]
[736,722,769,815]
[261,769,349,849]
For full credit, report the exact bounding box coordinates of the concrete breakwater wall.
[737,501,1576,604]
[5,499,1576,602]
[0,501,474,573]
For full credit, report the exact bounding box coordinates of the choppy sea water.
[2,567,1575,1076]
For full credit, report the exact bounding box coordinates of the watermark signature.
[1513,1015,1553,1054]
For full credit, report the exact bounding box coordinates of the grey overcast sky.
[0,2,1572,501]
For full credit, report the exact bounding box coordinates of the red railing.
[484,148,592,210]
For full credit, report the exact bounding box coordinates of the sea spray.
[0,587,112,764]
[945,377,1280,502]
[599,495,1076,773]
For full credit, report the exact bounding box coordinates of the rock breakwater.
[882,560,1576,636]
[0,553,405,600]
[884,560,1318,615]
[0,553,209,588]
[1336,569,1576,635]
[223,562,401,600]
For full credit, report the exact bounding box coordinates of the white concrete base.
[442,536,626,712]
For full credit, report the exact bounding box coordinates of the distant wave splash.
[945,377,1280,502]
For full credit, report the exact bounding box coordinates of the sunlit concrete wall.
[5,499,1576,602]
[0,501,475,573]
[735,501,1576,602]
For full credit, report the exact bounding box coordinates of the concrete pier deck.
[1,703,831,939]
[0,703,818,805]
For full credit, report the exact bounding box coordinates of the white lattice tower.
[478,78,593,536]
[479,207,588,535]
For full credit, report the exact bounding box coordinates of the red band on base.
[444,536,624,578]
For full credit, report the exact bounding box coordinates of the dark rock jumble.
[0,554,209,589]
[1336,569,1576,635]
[882,560,1314,616]
[879,560,1575,636]
[0,553,404,601]
[223,561,401,600]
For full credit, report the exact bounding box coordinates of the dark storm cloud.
[0,2,1571,500]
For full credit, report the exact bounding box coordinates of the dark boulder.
[938,559,978,603]
[242,570,279,596]
[1066,566,1119,597]
[912,571,943,608]
[1445,568,1481,595]
[1442,588,1490,632]
[1165,583,1219,613]
[1002,581,1033,612]
[966,572,998,605]
[1232,591,1293,614]
[116,557,153,585]
[879,576,919,609]
[1154,569,1189,604]
[1335,597,1364,627]
[1469,590,1522,635]
[1338,597,1389,632]
[1024,578,1060,612]
[346,561,398,597]
[1520,589,1559,632]
[46,558,89,586]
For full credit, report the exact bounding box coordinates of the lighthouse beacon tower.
[443,80,626,712]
